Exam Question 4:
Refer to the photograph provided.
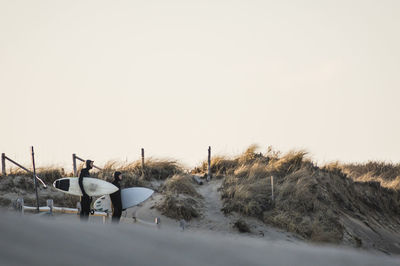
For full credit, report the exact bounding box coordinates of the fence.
[1,152,46,188]
[1,147,45,211]
[2,146,276,214]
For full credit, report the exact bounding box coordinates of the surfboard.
[53,177,118,197]
[94,187,154,212]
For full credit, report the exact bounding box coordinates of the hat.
[114,171,122,179]
[86,160,94,169]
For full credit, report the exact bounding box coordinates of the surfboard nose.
[54,179,70,191]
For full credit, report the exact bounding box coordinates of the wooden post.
[141,148,145,177]
[141,148,145,168]
[16,197,24,215]
[76,202,81,214]
[155,217,161,229]
[47,199,53,215]
[271,176,274,201]
[31,147,39,212]
[207,146,211,181]
[72,153,77,177]
[1,153,6,176]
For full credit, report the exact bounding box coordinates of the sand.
[127,179,300,243]
[2,175,400,265]
[1,211,399,266]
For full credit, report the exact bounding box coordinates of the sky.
[1,0,399,170]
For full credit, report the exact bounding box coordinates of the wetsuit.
[79,161,93,221]
[110,176,122,223]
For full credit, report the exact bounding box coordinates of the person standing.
[110,171,123,223]
[79,160,94,221]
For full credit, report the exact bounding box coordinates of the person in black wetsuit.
[79,160,94,221]
[110,171,123,223]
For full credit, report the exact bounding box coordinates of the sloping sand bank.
[0,211,398,266]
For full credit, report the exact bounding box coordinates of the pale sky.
[1,0,399,170]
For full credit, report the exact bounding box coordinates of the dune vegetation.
[340,162,400,190]
[194,145,400,244]
[0,158,184,208]
[156,174,203,221]
[96,158,184,190]
[1,146,400,249]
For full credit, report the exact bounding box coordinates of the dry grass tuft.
[156,174,203,220]
[340,161,400,190]
[237,144,264,165]
[35,167,64,183]
[266,150,309,177]
[8,167,29,176]
[193,155,238,178]
[95,158,185,190]
[233,219,251,233]
[4,166,65,184]
[162,174,202,198]
[143,158,184,180]
[0,175,35,193]
[156,194,201,221]
[108,158,183,180]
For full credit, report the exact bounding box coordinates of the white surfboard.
[94,195,112,212]
[53,177,118,197]
[94,187,154,212]
[121,187,154,209]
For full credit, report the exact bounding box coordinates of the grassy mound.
[156,174,203,221]
[218,146,400,243]
[156,194,202,221]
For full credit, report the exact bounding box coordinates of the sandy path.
[126,178,300,243]
[188,178,300,242]
[189,179,232,232]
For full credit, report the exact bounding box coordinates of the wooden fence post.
[141,148,145,168]
[140,148,145,177]
[31,147,39,212]
[47,199,53,215]
[271,176,274,201]
[72,153,77,177]
[207,146,211,181]
[1,153,6,176]
[141,148,145,174]
[16,197,24,215]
